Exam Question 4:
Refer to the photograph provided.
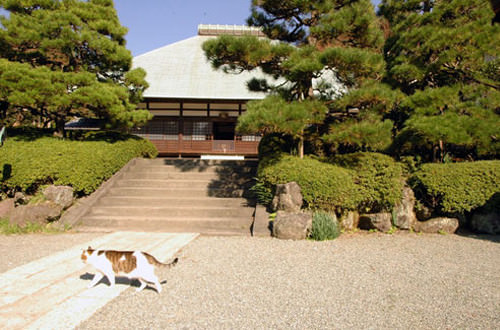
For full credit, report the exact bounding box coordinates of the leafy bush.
[0,131,157,196]
[330,152,404,212]
[309,211,340,241]
[256,153,404,213]
[410,160,500,214]
[257,155,362,211]
[258,133,294,159]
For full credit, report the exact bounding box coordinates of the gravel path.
[74,232,500,329]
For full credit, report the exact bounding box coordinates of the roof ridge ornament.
[197,24,265,37]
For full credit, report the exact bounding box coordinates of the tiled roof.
[132,26,273,100]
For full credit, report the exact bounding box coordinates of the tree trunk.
[298,135,304,159]
[54,117,66,138]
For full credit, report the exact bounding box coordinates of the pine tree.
[0,0,150,134]
[203,0,387,157]
[380,0,500,161]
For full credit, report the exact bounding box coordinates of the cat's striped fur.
[81,246,178,293]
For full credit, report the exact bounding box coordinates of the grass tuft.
[309,211,340,241]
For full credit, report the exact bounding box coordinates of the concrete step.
[79,215,253,234]
[88,206,255,218]
[94,196,253,208]
[75,158,260,236]
[134,158,258,168]
[113,179,251,189]
[122,172,219,180]
[107,187,247,198]
[128,166,256,179]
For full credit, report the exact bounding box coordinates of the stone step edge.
[98,196,250,201]
[80,215,253,222]
[91,205,255,211]
[75,226,251,236]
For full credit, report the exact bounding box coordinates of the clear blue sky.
[115,0,382,56]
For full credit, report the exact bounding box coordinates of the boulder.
[272,182,303,213]
[470,212,500,235]
[393,187,417,230]
[0,198,15,218]
[413,217,459,234]
[339,211,359,231]
[43,185,74,209]
[14,191,28,206]
[9,201,63,227]
[359,213,392,232]
[272,210,312,240]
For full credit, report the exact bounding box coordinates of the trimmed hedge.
[410,160,500,214]
[0,131,157,196]
[331,152,404,212]
[256,153,404,213]
[257,155,361,211]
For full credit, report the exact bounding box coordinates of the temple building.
[131,24,270,158]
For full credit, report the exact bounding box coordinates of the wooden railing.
[149,139,259,156]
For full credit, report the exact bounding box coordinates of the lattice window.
[147,121,164,140]
[239,135,262,142]
[163,121,179,140]
[183,121,211,141]
[130,121,179,140]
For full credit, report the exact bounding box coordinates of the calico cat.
[81,246,178,293]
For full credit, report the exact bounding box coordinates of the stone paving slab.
[0,231,198,330]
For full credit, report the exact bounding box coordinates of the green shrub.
[410,160,500,214]
[258,133,294,159]
[310,211,340,241]
[257,155,362,211]
[0,131,157,196]
[330,152,404,212]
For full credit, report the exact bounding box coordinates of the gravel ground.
[0,232,102,273]
[74,232,500,330]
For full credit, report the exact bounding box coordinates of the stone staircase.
[76,158,258,235]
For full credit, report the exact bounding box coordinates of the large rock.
[272,182,303,213]
[413,217,459,234]
[339,211,359,231]
[0,198,15,218]
[9,201,63,227]
[272,210,312,240]
[43,185,74,209]
[470,212,500,235]
[393,187,417,230]
[14,191,28,206]
[359,213,392,232]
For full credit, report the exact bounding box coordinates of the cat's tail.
[144,253,179,268]
[157,257,179,268]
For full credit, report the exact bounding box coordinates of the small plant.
[0,215,68,235]
[269,212,277,221]
[309,211,340,241]
[387,226,398,235]
[0,218,63,234]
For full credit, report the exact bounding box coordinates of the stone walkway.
[0,231,198,329]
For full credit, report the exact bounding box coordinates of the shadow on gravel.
[455,228,500,243]
[80,273,168,292]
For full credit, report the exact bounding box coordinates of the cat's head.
[81,246,94,262]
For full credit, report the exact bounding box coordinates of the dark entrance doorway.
[213,122,235,140]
